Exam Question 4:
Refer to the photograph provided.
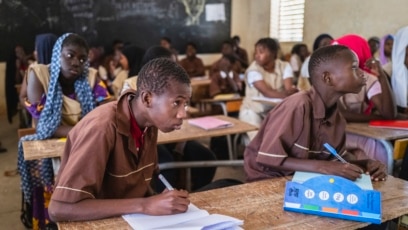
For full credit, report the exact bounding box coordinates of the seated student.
[289,43,309,80]
[332,34,396,167]
[231,35,249,70]
[209,54,242,98]
[18,33,111,229]
[121,46,216,192]
[244,45,387,183]
[179,42,205,77]
[239,37,297,141]
[99,48,129,98]
[368,36,381,58]
[160,36,179,62]
[48,58,191,221]
[211,40,243,75]
[379,34,394,67]
[298,33,333,91]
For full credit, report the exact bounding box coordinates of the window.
[270,0,305,42]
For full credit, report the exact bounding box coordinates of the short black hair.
[308,45,350,84]
[137,58,190,96]
[222,40,234,48]
[141,46,172,67]
[255,38,279,59]
[186,42,197,50]
[62,34,89,53]
[291,43,307,55]
[161,37,172,44]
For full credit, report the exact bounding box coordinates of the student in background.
[333,34,396,167]
[289,43,309,80]
[298,33,333,91]
[391,26,408,113]
[379,34,394,67]
[18,33,111,229]
[179,42,205,77]
[160,36,179,62]
[209,54,242,98]
[368,36,380,58]
[231,35,249,70]
[211,40,243,75]
[99,47,129,98]
[239,37,297,141]
[49,58,191,222]
[244,45,387,182]
[121,46,216,192]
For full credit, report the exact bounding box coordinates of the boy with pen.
[48,58,191,222]
[244,45,387,183]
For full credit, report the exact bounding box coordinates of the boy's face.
[186,45,196,57]
[149,80,192,133]
[331,50,366,94]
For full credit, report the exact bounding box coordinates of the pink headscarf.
[331,34,372,73]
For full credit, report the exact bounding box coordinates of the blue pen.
[323,143,348,164]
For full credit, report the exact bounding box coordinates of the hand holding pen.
[141,174,190,215]
[323,143,364,180]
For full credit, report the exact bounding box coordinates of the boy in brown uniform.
[244,45,387,183]
[49,58,191,221]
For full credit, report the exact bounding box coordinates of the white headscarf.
[391,26,408,108]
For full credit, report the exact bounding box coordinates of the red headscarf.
[331,34,372,73]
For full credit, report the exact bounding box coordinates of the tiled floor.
[0,114,245,229]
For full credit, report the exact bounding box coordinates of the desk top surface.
[346,122,408,140]
[23,115,257,160]
[190,77,211,86]
[58,175,408,230]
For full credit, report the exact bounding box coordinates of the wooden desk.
[190,76,211,87]
[346,123,408,141]
[58,176,408,230]
[200,96,243,116]
[23,115,257,160]
[346,123,408,174]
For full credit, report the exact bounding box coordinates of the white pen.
[158,174,174,190]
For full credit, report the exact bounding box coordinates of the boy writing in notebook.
[244,45,387,183]
[48,58,191,221]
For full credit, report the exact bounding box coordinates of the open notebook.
[122,204,243,230]
[188,116,233,130]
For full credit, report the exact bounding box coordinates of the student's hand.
[365,58,382,77]
[365,159,387,181]
[323,161,363,181]
[142,189,190,215]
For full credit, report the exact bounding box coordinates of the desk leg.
[378,139,394,175]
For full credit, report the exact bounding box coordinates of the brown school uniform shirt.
[209,70,241,97]
[210,58,242,76]
[52,91,158,203]
[179,56,205,77]
[244,87,347,182]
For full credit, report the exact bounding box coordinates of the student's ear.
[141,90,153,108]
[322,71,333,86]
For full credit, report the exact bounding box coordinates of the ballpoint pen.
[158,174,174,191]
[323,143,348,164]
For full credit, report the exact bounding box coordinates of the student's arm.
[19,74,28,107]
[26,69,73,137]
[337,103,384,122]
[49,190,190,222]
[366,59,397,119]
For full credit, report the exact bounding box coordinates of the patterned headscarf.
[379,34,394,66]
[391,26,408,108]
[331,34,372,73]
[17,33,96,203]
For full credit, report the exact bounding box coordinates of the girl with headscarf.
[379,34,394,66]
[297,33,333,90]
[391,26,408,112]
[17,33,110,229]
[333,34,396,170]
